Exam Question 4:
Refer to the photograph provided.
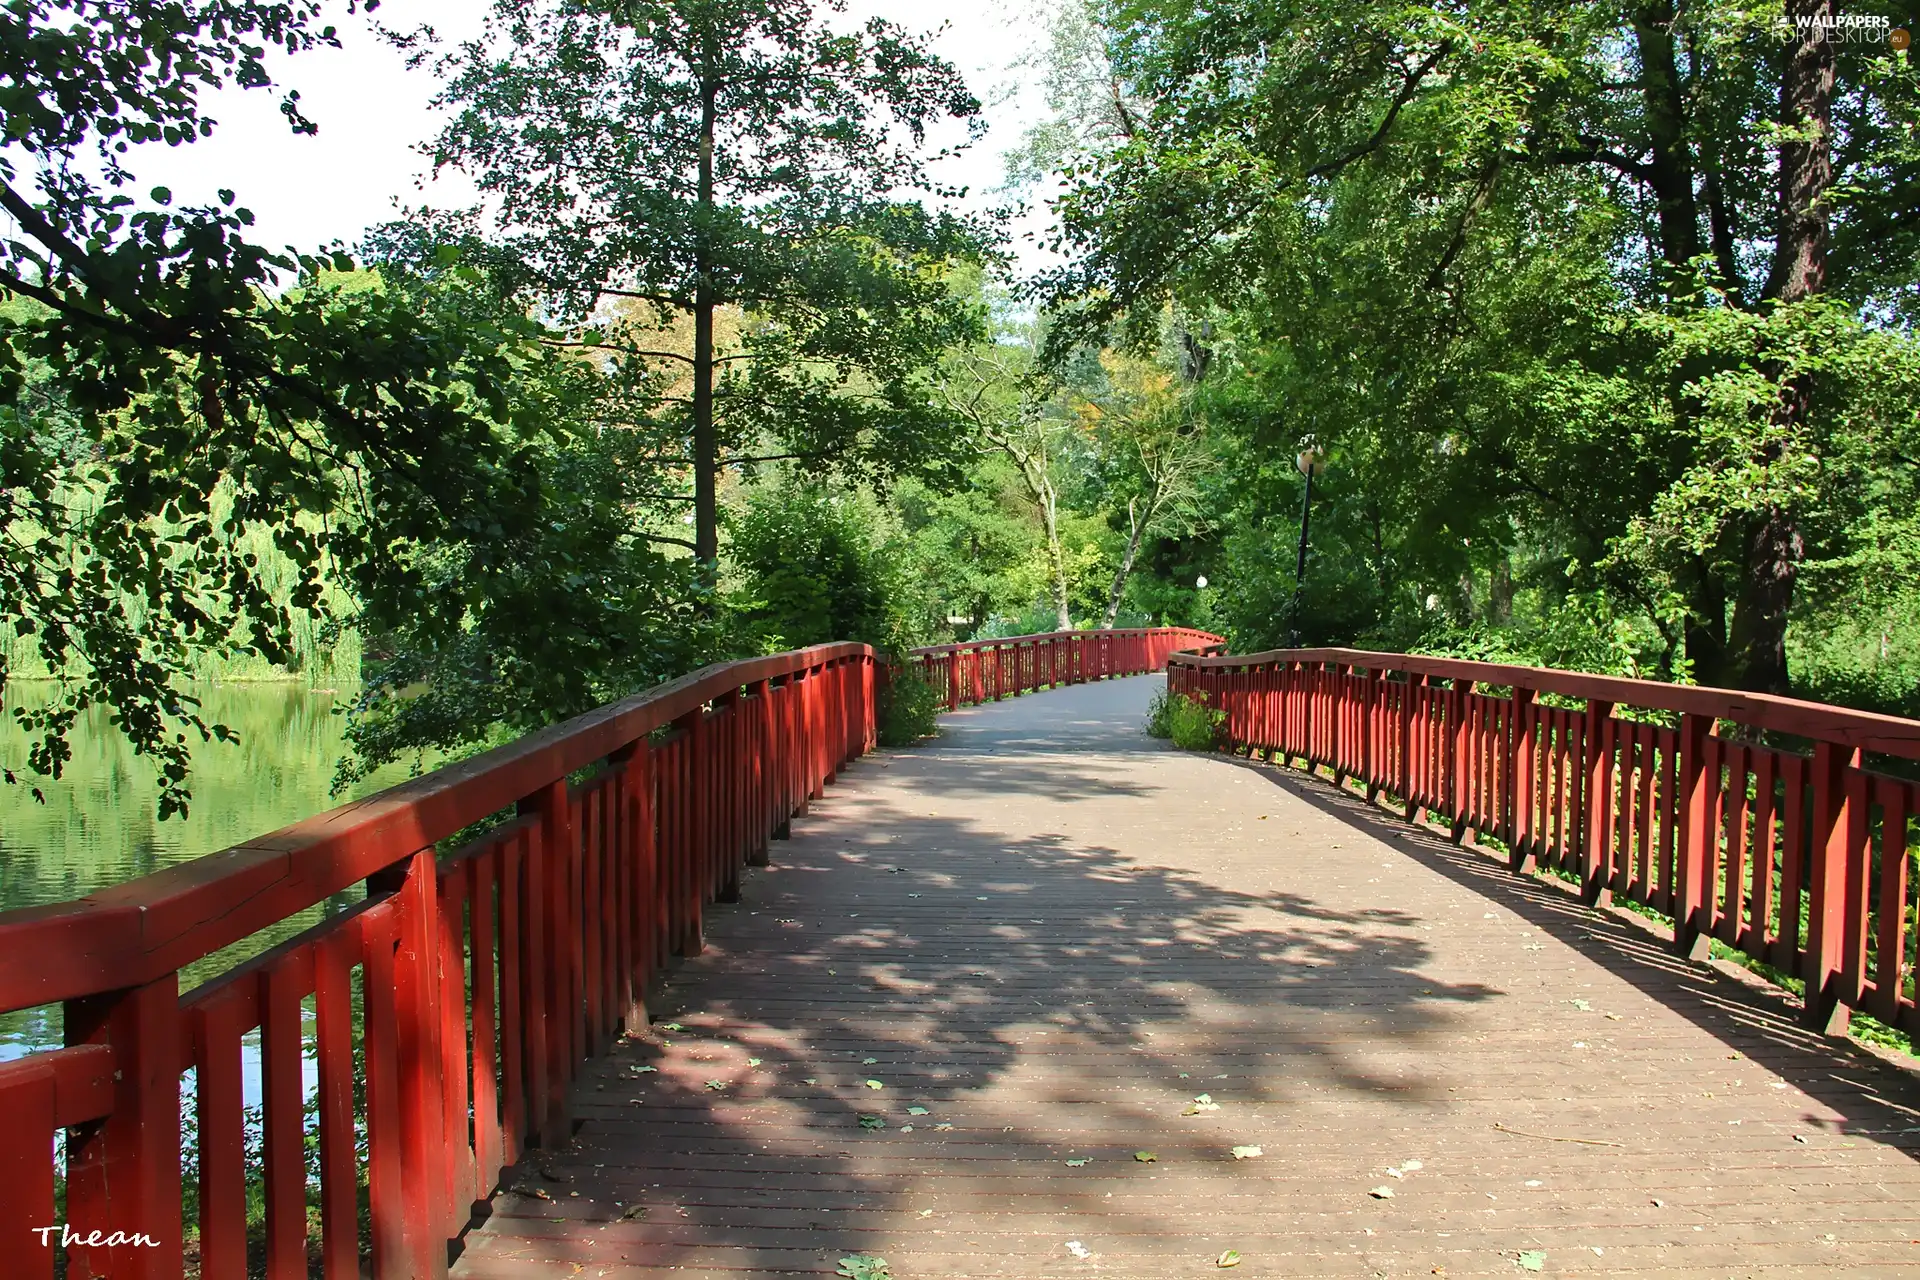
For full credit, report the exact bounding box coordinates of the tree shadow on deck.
[455,747,1505,1275]
[1220,754,1920,1161]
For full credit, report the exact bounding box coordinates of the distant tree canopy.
[421,0,997,573]
[1029,0,1920,702]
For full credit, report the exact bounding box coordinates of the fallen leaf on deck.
[619,1205,648,1220]
[1231,1146,1263,1159]
[1065,1241,1091,1259]
[630,1065,656,1074]
[863,1057,879,1064]
[1134,1151,1157,1163]
[934,1123,954,1131]
[1216,1249,1243,1268]
[1065,1158,1089,1167]
[661,1023,684,1032]
[865,1079,885,1090]
[747,1058,762,1067]
[858,1115,885,1130]
[1516,1250,1546,1272]
[704,1080,727,1091]
[837,1255,891,1280]
[1369,1186,1395,1199]
[908,1106,929,1115]
[1182,1093,1221,1115]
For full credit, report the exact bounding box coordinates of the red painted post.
[1509,687,1538,873]
[1581,700,1615,905]
[1673,713,1714,960]
[1805,741,1864,1033]
[391,850,450,1279]
[60,977,183,1280]
[1447,680,1476,842]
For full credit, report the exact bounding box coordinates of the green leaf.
[907,1105,929,1115]
[1065,1158,1089,1167]
[838,1255,892,1280]
[1230,1145,1263,1159]
[858,1114,886,1130]
[1133,1151,1157,1163]
[1517,1250,1547,1272]
[1216,1250,1243,1268]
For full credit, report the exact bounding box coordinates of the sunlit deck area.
[451,677,1920,1278]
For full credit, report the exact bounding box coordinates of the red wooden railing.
[910,627,1223,711]
[1170,647,1920,1036]
[0,643,878,1280]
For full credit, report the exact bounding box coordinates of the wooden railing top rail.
[0,641,872,1013]
[907,626,1221,658]
[1170,646,1920,762]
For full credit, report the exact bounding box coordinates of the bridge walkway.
[451,676,1920,1278]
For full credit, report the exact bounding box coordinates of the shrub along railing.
[911,627,1223,711]
[0,643,878,1280]
[1170,647,1920,1037]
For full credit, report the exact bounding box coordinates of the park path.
[451,676,1920,1278]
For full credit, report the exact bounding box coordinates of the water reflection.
[0,682,430,1054]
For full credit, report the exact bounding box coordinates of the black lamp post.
[1287,441,1326,647]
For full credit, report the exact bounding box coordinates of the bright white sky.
[126,0,1057,274]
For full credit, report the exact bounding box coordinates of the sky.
[124,0,1057,272]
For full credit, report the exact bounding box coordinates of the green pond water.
[0,683,427,1056]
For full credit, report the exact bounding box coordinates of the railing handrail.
[906,626,1224,713]
[906,626,1218,658]
[1171,646,1920,762]
[0,641,871,1013]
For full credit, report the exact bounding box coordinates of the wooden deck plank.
[453,676,1920,1278]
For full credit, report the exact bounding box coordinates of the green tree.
[0,1,580,813]
[422,0,994,575]
[1034,0,1920,693]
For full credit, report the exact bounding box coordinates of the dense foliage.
[5,0,1917,815]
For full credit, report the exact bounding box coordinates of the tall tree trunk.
[1680,560,1730,686]
[691,56,720,574]
[1043,486,1072,631]
[1632,3,1703,290]
[1488,557,1514,624]
[1101,497,1147,629]
[1728,0,1833,695]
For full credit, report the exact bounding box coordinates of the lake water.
[0,682,428,1057]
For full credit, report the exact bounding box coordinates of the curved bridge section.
[5,634,1920,1277]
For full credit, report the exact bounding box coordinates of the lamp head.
[1296,444,1326,477]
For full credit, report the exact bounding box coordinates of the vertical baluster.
[192,998,247,1280]
[1871,781,1911,1026]
[466,858,500,1203]
[498,833,526,1165]
[393,850,449,1279]
[262,960,309,1277]
[314,931,359,1280]
[1720,745,1752,950]
[1674,713,1714,959]
[361,910,404,1279]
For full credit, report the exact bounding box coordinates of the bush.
[879,667,941,747]
[1145,686,1175,738]
[728,480,917,655]
[1147,687,1223,751]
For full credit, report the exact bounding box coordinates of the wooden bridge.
[5,629,1920,1277]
